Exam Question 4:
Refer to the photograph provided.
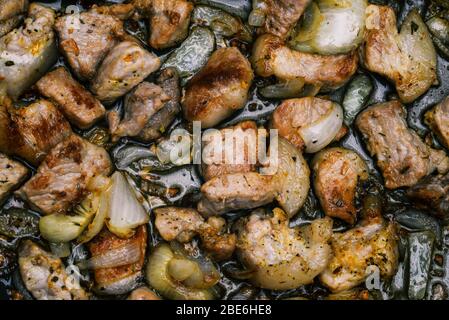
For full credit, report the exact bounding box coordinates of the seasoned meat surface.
[19,240,88,300]
[425,96,449,149]
[0,0,28,37]
[134,0,193,50]
[256,0,310,39]
[17,135,112,215]
[362,5,437,103]
[252,34,358,89]
[88,225,147,295]
[0,153,28,205]
[182,47,254,128]
[0,99,72,166]
[0,3,57,99]
[36,67,105,129]
[108,82,169,142]
[356,101,449,189]
[237,208,333,290]
[312,148,369,224]
[91,41,161,104]
[201,121,260,181]
[55,7,129,80]
[138,68,181,141]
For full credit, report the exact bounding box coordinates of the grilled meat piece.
[0,0,28,37]
[0,153,28,205]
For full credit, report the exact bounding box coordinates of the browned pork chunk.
[407,173,449,219]
[0,99,72,165]
[362,5,437,103]
[201,121,260,181]
[0,0,28,37]
[17,135,112,215]
[252,34,358,89]
[254,0,310,39]
[108,82,169,142]
[91,41,161,104]
[356,101,449,189]
[182,47,254,128]
[55,5,133,80]
[36,67,105,129]
[134,0,193,50]
[312,148,369,224]
[0,153,28,205]
[88,225,147,295]
[425,96,449,149]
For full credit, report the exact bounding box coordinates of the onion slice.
[106,172,149,238]
[79,241,141,270]
[299,102,343,153]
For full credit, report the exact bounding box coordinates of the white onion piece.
[79,242,141,270]
[106,172,149,238]
[299,102,343,153]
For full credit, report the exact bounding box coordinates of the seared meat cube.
[36,67,105,129]
[271,97,345,153]
[312,148,369,224]
[88,225,147,295]
[252,34,358,89]
[254,0,310,39]
[407,173,449,219]
[0,99,72,166]
[425,96,449,149]
[138,68,181,141]
[0,0,28,37]
[17,135,112,215]
[197,172,279,216]
[201,121,260,181]
[0,153,28,205]
[55,7,129,81]
[362,5,437,103]
[236,208,333,290]
[0,3,57,99]
[134,0,194,50]
[356,101,449,189]
[91,41,161,105]
[182,47,254,128]
[154,206,236,260]
[108,82,169,142]
[320,196,399,292]
[19,240,88,300]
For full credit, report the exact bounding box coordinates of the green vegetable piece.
[0,208,40,238]
[342,74,373,125]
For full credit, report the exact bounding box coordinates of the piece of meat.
[18,240,88,300]
[236,208,333,290]
[0,3,57,99]
[127,287,161,300]
[88,225,146,296]
[0,99,72,166]
[17,135,112,215]
[154,207,236,260]
[36,67,105,129]
[271,97,346,151]
[0,153,28,205]
[425,96,449,149]
[182,47,254,128]
[252,34,358,89]
[356,101,449,189]
[55,7,129,81]
[407,173,449,219]
[312,148,369,224]
[255,0,310,39]
[134,0,193,50]
[108,82,169,142]
[90,3,135,20]
[91,41,161,104]
[201,121,260,181]
[362,5,437,103]
[0,0,28,37]
[138,68,181,141]
[197,172,279,216]
[320,196,399,292]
